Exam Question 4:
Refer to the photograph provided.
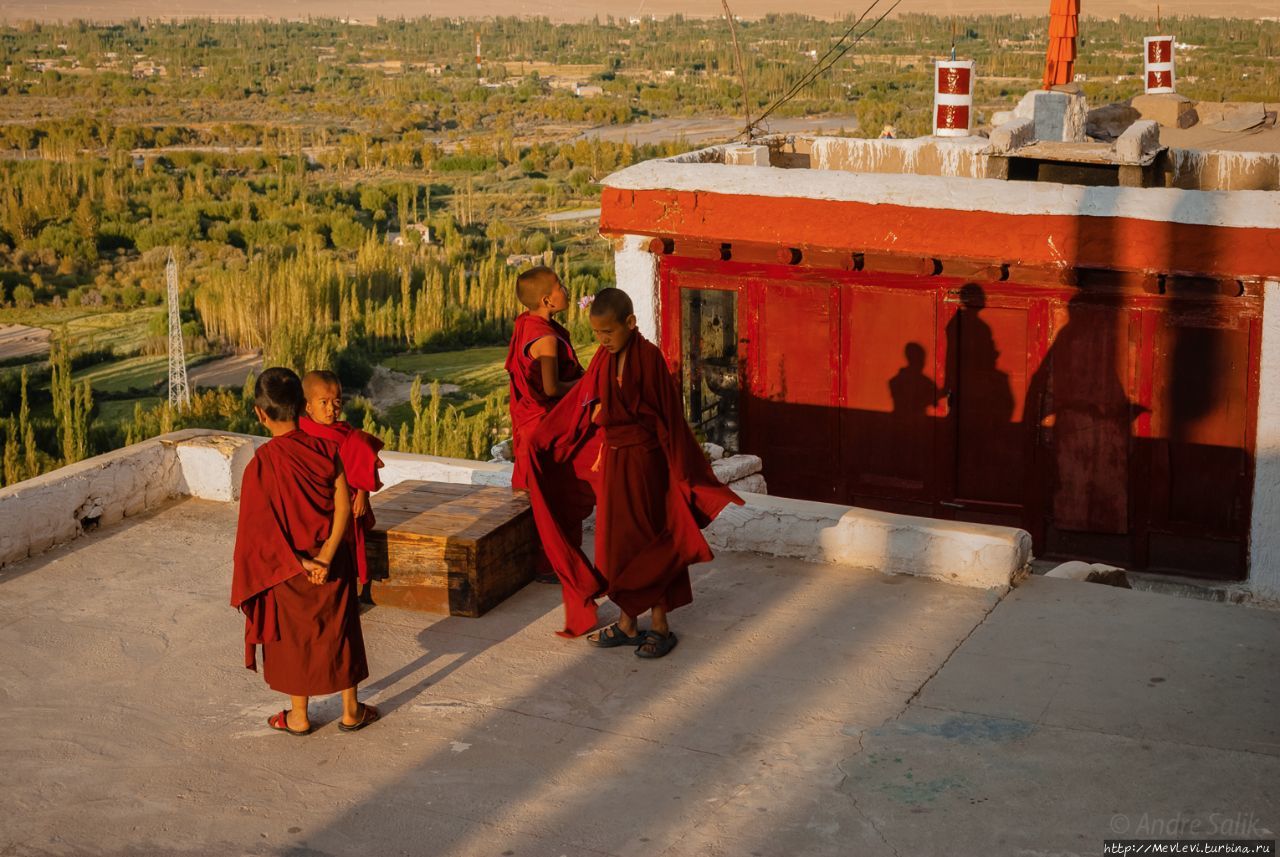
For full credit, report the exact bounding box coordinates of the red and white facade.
[600,147,1280,597]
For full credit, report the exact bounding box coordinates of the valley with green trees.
[1,12,1276,484]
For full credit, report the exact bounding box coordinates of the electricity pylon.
[166,249,191,409]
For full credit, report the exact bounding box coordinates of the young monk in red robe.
[298,370,385,588]
[504,265,587,582]
[525,288,743,657]
[231,367,379,735]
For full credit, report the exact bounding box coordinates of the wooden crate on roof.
[365,480,536,617]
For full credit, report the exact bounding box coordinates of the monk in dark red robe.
[505,265,587,582]
[231,367,378,735]
[299,370,385,586]
[525,288,743,656]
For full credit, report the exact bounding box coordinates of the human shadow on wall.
[1025,293,1137,544]
[941,284,1019,508]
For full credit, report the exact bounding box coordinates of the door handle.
[939,501,965,509]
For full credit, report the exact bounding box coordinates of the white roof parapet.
[602,158,1280,231]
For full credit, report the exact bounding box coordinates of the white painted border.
[613,234,660,342]
[602,158,1280,231]
[1249,278,1280,604]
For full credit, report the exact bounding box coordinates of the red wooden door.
[840,279,941,515]
[938,285,1047,529]
[742,275,841,501]
[1140,304,1257,577]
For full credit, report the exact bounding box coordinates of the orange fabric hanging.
[1043,0,1080,88]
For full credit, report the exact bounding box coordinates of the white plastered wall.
[1248,279,1280,604]
[613,234,660,342]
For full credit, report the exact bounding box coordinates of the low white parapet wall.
[706,492,1030,591]
[1,429,1027,591]
[0,429,191,567]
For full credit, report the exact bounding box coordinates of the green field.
[73,352,214,395]
[0,306,162,357]
[385,341,599,397]
[66,308,163,355]
[95,397,163,422]
[383,346,512,399]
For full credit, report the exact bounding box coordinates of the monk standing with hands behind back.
[231,367,378,735]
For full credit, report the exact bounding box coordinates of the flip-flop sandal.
[267,709,312,736]
[635,630,679,659]
[586,623,647,648]
[338,703,381,733]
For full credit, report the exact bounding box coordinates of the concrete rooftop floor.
[1,499,1278,857]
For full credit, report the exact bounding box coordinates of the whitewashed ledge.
[0,429,1029,591]
[705,492,1031,591]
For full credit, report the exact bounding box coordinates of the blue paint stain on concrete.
[848,713,1035,745]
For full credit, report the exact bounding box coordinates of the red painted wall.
[602,187,1280,280]
[661,255,1260,579]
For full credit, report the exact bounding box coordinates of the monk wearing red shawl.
[525,288,743,658]
[231,367,378,736]
[299,370,385,587]
[505,266,587,582]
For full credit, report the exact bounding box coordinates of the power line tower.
[165,249,191,409]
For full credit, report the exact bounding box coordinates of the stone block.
[724,145,770,167]
[1132,93,1197,129]
[1086,102,1140,140]
[1011,90,1088,143]
[712,454,762,484]
[1192,100,1263,129]
[728,473,767,494]
[1115,119,1161,163]
[988,117,1035,154]
[702,442,726,461]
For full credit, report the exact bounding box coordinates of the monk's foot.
[287,709,311,732]
[339,703,381,732]
[268,709,312,736]
[635,630,679,659]
[587,623,646,648]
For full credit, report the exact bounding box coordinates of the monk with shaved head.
[505,265,587,582]
[522,288,744,657]
[298,369,385,593]
[232,367,378,735]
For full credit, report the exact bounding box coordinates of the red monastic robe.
[231,431,369,696]
[505,312,584,491]
[525,332,743,637]
[298,416,384,585]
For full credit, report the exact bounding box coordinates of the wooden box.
[365,480,536,617]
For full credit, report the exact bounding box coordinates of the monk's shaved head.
[302,369,342,399]
[255,367,305,422]
[516,266,559,310]
[589,287,634,323]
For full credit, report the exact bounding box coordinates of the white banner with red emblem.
[1144,35,1176,94]
[934,59,976,137]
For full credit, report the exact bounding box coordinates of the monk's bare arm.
[352,489,369,519]
[530,335,578,398]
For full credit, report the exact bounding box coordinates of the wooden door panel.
[745,278,840,501]
[1041,302,1134,534]
[946,300,1033,508]
[842,286,939,498]
[1150,313,1252,536]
